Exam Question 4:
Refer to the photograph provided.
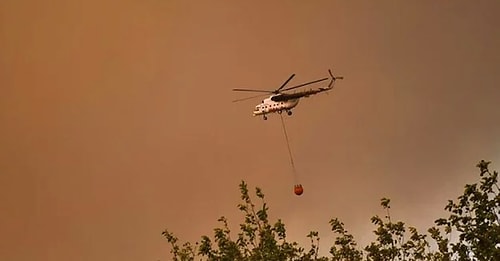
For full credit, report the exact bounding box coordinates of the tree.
[430,160,500,260]
[162,160,500,260]
[162,181,317,261]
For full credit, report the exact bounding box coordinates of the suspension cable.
[280,114,298,184]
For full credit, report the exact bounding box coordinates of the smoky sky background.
[1,1,500,260]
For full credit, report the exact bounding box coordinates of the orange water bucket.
[294,184,304,196]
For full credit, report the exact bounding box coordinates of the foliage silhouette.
[162,160,500,260]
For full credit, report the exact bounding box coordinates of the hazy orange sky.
[1,1,500,260]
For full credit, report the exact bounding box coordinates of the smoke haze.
[1,1,500,260]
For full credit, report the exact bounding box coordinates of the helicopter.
[232,69,343,120]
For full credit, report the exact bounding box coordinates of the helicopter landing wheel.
[287,110,293,116]
[263,115,267,120]
[278,110,282,114]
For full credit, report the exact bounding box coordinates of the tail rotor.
[328,69,344,88]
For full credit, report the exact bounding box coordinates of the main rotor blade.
[232,88,272,93]
[280,77,329,92]
[232,93,269,103]
[276,74,296,92]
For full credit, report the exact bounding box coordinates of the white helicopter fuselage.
[233,69,342,120]
[253,96,299,116]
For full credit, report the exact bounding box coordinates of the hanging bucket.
[294,184,304,196]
